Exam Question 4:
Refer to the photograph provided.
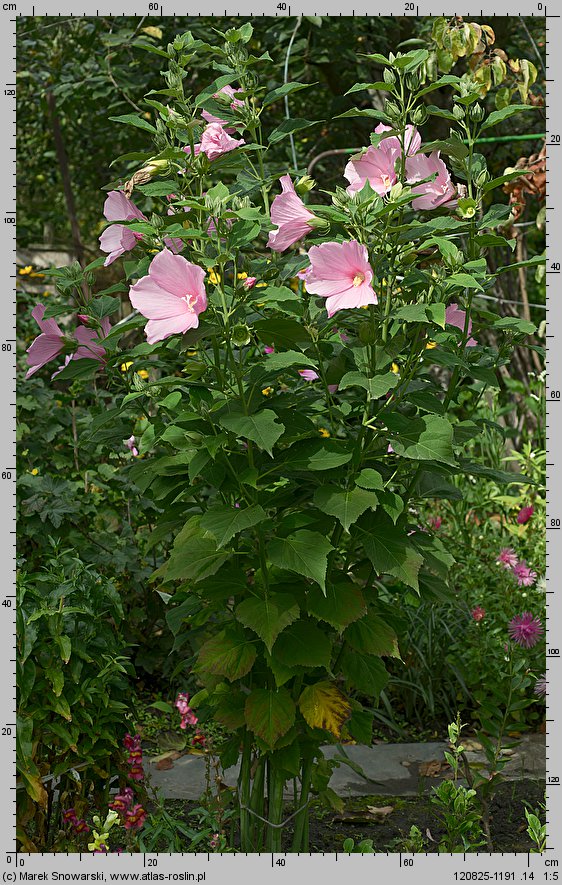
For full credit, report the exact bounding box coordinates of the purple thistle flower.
[497,547,518,569]
[508,612,544,649]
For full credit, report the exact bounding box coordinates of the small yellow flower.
[31,468,39,476]
[30,271,45,279]
[238,272,248,280]
[289,278,299,292]
[391,362,400,374]
[19,266,33,275]
[425,340,437,350]
[186,349,198,357]
[55,400,62,407]
[261,386,274,396]
[120,361,133,372]
[256,282,267,288]
[318,427,331,438]
[137,369,149,380]
[208,269,221,285]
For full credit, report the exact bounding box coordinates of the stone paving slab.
[146,734,545,801]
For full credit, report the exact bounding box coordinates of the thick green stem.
[266,759,284,852]
[238,731,252,851]
[291,756,313,852]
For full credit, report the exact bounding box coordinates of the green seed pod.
[232,324,252,347]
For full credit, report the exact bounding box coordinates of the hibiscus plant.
[28,25,542,851]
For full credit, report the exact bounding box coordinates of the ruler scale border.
[7,5,558,881]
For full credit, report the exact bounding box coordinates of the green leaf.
[493,316,536,335]
[387,414,456,466]
[57,635,72,663]
[108,113,157,134]
[345,611,400,657]
[347,706,374,744]
[254,317,311,347]
[214,691,246,730]
[200,504,266,548]
[196,628,257,681]
[268,119,321,144]
[340,649,389,696]
[269,531,333,591]
[355,468,384,490]
[235,594,300,653]
[244,688,295,748]
[313,485,377,532]
[446,273,484,292]
[164,517,228,583]
[262,82,313,108]
[307,583,366,630]
[357,513,423,591]
[264,350,318,371]
[283,440,352,471]
[345,81,394,95]
[481,104,534,131]
[339,371,399,399]
[149,700,175,714]
[219,409,284,455]
[394,303,446,327]
[274,619,332,668]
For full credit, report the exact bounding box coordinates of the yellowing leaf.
[298,681,351,738]
[142,26,163,40]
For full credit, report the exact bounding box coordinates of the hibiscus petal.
[26,334,64,377]
[148,248,194,297]
[145,313,199,344]
[130,275,188,320]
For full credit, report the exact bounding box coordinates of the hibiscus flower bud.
[385,101,401,121]
[383,68,396,86]
[295,175,316,196]
[307,215,330,233]
[411,106,428,126]
[452,104,466,121]
[470,103,485,121]
[476,169,491,188]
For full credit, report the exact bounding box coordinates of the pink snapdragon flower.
[517,504,534,525]
[200,122,245,160]
[129,248,207,344]
[99,190,147,266]
[110,787,134,815]
[428,516,442,531]
[305,240,377,318]
[201,85,244,128]
[242,276,257,289]
[26,304,65,378]
[267,175,317,252]
[512,560,538,588]
[299,369,320,381]
[471,606,486,622]
[406,151,457,210]
[125,436,139,457]
[264,345,275,355]
[497,547,518,569]
[445,304,477,347]
[209,833,220,850]
[175,691,198,730]
[508,612,543,649]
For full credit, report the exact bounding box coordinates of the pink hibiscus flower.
[99,190,147,266]
[405,151,457,210]
[305,240,377,318]
[129,248,207,345]
[344,144,399,197]
[200,122,245,160]
[26,304,66,378]
[299,369,320,381]
[267,175,317,252]
[373,122,421,157]
[445,304,477,346]
[201,85,244,129]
